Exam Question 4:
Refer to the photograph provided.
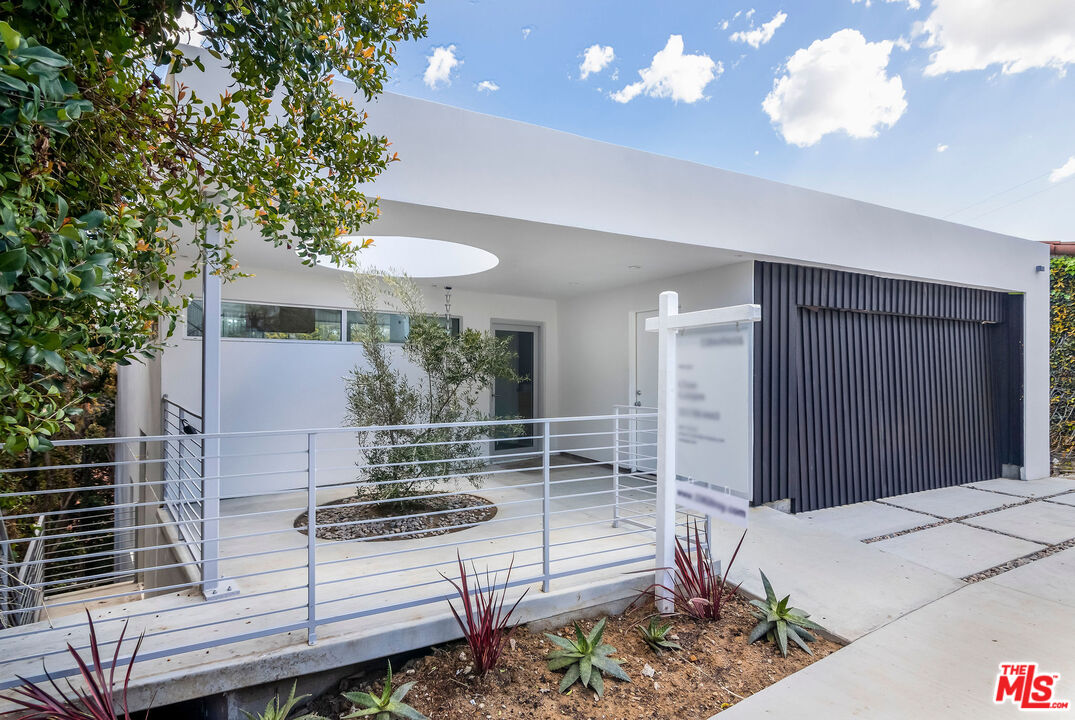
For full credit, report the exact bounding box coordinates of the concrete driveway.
[802,476,1075,581]
[711,476,1075,719]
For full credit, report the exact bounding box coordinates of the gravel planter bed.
[961,536,1075,583]
[307,595,841,720]
[295,493,497,542]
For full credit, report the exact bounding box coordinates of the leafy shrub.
[344,271,519,504]
[241,682,324,720]
[651,520,746,621]
[1,612,142,719]
[545,618,630,697]
[441,551,527,675]
[341,662,427,720]
[636,617,681,656]
[1052,257,1075,464]
[747,570,822,657]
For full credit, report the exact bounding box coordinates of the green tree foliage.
[0,367,115,551]
[344,272,519,504]
[0,1,427,454]
[1051,256,1075,463]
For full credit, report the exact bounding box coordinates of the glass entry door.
[492,324,538,451]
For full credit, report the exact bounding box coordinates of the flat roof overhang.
[228,200,749,300]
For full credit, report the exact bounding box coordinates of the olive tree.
[344,272,520,504]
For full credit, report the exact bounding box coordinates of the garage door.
[753,262,1024,512]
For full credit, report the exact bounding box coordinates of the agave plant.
[747,570,822,657]
[441,551,527,675]
[636,617,681,656]
[545,618,629,697]
[241,682,324,720]
[341,662,428,720]
[650,520,746,621]
[1,611,143,720]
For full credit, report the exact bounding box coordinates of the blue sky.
[385,0,1075,243]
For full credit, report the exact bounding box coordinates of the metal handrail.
[0,407,669,693]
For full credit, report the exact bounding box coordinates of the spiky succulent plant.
[747,570,822,657]
[636,617,681,656]
[341,662,428,720]
[242,682,324,720]
[545,618,630,697]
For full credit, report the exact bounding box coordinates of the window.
[187,300,461,344]
[345,312,461,343]
[187,301,341,341]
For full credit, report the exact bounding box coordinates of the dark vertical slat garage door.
[753,262,1024,511]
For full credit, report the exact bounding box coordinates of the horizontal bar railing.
[0,409,667,692]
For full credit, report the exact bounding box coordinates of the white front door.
[632,309,659,471]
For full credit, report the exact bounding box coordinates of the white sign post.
[646,291,761,613]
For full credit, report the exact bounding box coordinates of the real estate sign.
[675,323,754,508]
[647,293,760,612]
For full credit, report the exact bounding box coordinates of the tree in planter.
[344,271,520,505]
[0,1,427,454]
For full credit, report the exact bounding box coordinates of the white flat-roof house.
[117,47,1048,509]
[0,46,1051,712]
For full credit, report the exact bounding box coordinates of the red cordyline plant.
[2,611,143,720]
[650,521,747,621]
[440,551,528,675]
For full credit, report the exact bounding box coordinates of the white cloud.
[730,11,788,48]
[423,45,460,88]
[611,35,721,104]
[762,29,907,146]
[579,44,615,80]
[521,26,532,39]
[936,143,948,152]
[917,0,1075,76]
[851,0,921,9]
[1051,156,1075,183]
[476,80,500,93]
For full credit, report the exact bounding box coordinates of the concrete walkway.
[711,477,1075,718]
[718,578,1073,718]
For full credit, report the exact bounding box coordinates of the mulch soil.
[308,594,840,720]
[294,494,497,542]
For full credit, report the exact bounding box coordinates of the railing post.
[307,432,318,644]
[612,409,620,528]
[541,420,551,593]
[200,227,224,597]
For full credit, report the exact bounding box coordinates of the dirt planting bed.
[308,594,840,719]
[295,493,496,541]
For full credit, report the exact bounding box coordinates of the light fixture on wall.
[444,286,453,324]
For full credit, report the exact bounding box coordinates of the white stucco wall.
[555,262,755,461]
[160,265,559,495]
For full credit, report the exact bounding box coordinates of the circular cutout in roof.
[317,236,499,278]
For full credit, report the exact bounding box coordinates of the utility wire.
[943,171,1051,219]
[965,173,1075,222]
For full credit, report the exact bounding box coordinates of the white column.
[654,290,678,614]
[201,227,224,597]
